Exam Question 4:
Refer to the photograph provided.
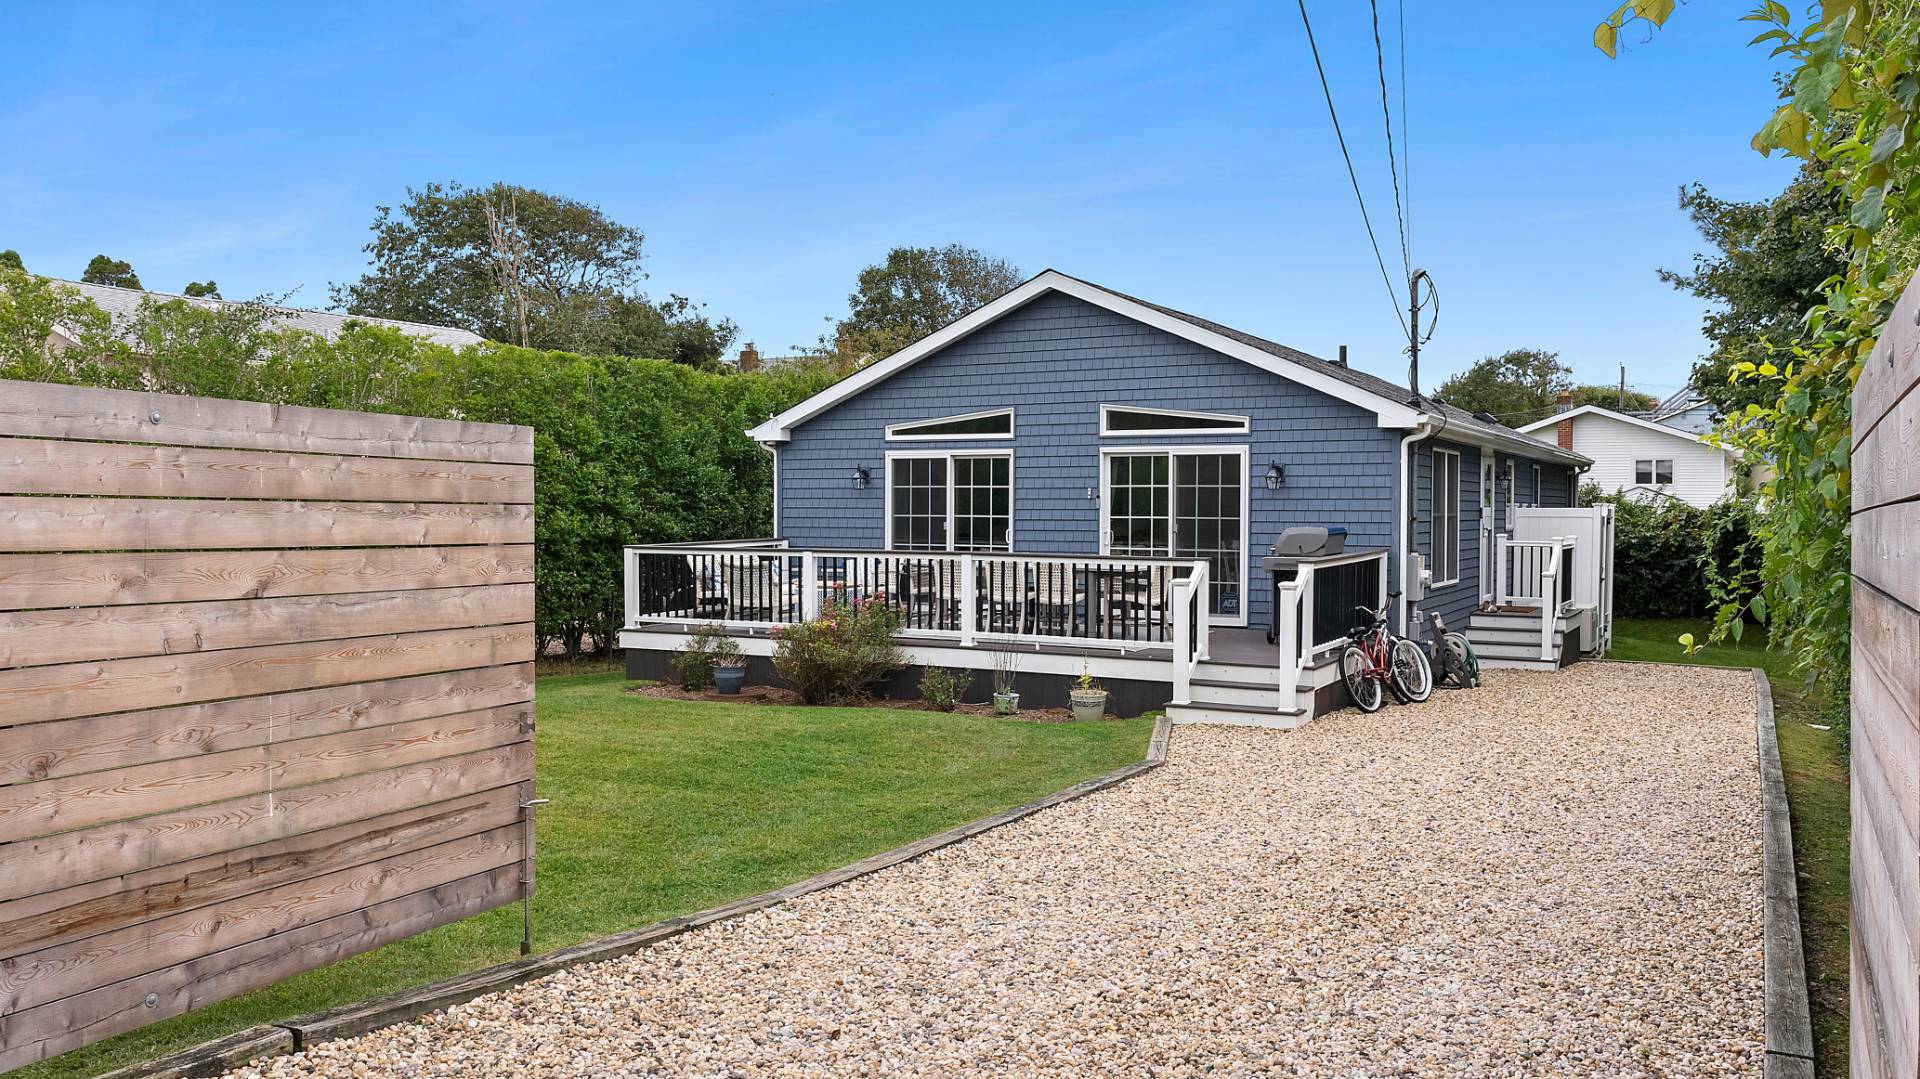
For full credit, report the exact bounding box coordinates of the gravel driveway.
[227,663,1763,1078]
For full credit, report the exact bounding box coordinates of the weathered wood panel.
[0,379,534,1069]
[0,496,533,552]
[0,544,535,611]
[0,663,534,784]
[0,379,533,464]
[1853,274,1920,1079]
[0,582,532,668]
[0,437,533,504]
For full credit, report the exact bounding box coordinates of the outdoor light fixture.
[852,465,870,490]
[1265,462,1285,490]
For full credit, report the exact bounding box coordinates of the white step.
[1467,626,1566,647]
[1189,660,1282,687]
[1188,678,1287,708]
[1472,640,1561,661]
[1476,656,1560,672]
[1166,701,1308,728]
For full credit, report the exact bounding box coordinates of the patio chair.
[1029,562,1085,635]
[717,555,786,621]
[901,559,959,630]
[977,559,1031,635]
[1106,565,1177,640]
[681,554,731,618]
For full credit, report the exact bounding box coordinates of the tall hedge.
[0,275,837,656]
[1582,487,1762,621]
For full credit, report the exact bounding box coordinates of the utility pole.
[1618,364,1626,410]
[1407,268,1433,400]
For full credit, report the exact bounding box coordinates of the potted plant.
[707,634,746,694]
[1069,660,1108,721]
[990,641,1020,715]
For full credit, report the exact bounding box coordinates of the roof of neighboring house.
[1515,403,1720,447]
[749,269,1589,466]
[1653,385,1704,416]
[48,278,487,348]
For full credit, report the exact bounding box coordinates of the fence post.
[1495,535,1510,606]
[959,553,977,647]
[1539,543,1559,662]
[1276,580,1299,713]
[801,550,820,621]
[623,547,639,631]
[1298,564,1316,661]
[1193,561,1210,662]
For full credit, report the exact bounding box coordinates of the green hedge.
[0,274,837,655]
[1584,487,1761,620]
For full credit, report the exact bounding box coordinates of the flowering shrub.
[772,598,905,705]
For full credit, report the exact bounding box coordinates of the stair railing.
[1169,560,1210,705]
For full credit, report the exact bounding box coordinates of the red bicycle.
[1340,602,1433,713]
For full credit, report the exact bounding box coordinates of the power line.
[1369,0,1409,278]
[1296,0,1411,343]
[1397,0,1409,266]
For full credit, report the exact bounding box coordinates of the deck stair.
[1166,656,1309,728]
[1465,608,1574,671]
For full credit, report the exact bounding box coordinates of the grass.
[1609,617,1849,1079]
[21,673,1155,1079]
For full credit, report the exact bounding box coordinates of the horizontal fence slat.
[0,379,533,465]
[0,623,535,725]
[0,861,523,1072]
[1856,582,1920,736]
[0,497,533,552]
[0,744,532,903]
[0,703,531,844]
[1855,385,1920,513]
[0,664,534,785]
[0,786,523,958]
[0,823,525,1016]
[0,544,535,611]
[0,437,533,505]
[0,582,533,669]
[1857,502,1920,616]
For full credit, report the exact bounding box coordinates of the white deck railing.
[1494,535,1576,661]
[625,542,1212,659]
[1274,550,1389,708]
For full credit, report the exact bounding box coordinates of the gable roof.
[1516,403,1718,446]
[48,278,487,348]
[750,270,1588,466]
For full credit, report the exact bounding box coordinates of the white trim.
[1505,459,1517,508]
[1516,403,1715,445]
[882,449,1014,552]
[1531,463,1542,505]
[748,270,1426,443]
[883,407,1015,442]
[1098,403,1250,437]
[1633,457,1676,486]
[1096,444,1251,628]
[1430,448,1461,588]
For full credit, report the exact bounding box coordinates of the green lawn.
[1609,618,1849,1079]
[21,673,1155,1079]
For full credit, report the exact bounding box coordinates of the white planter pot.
[992,691,1020,715]
[1069,689,1108,722]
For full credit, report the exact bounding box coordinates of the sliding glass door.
[1104,449,1245,622]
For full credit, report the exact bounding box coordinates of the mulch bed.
[629,682,1081,722]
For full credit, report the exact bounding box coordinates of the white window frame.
[1096,444,1251,627]
[1430,449,1461,587]
[1531,463,1542,506]
[1634,458,1674,486]
[1098,403,1250,437]
[1481,460,1495,510]
[882,450,1013,551]
[884,407,1014,442]
[1505,459,1517,508]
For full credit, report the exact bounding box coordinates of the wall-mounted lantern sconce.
[1264,462,1285,490]
[851,465,870,490]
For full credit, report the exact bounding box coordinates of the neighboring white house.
[45,278,486,349]
[1517,395,1738,508]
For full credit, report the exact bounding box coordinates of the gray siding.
[774,290,1578,629]
[778,292,1398,626]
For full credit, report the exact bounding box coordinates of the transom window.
[887,453,1011,551]
[885,408,1013,441]
[1099,404,1249,436]
[1431,449,1460,585]
[1635,458,1674,485]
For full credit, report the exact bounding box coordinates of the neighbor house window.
[887,453,1011,551]
[1635,458,1674,485]
[1431,449,1460,585]
[885,408,1013,441]
[1098,404,1249,436]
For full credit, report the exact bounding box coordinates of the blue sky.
[0,3,1795,400]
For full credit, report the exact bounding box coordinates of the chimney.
[738,343,761,372]
[1555,392,1575,450]
[1336,344,1348,368]
[1554,390,1573,413]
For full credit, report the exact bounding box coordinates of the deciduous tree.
[817,245,1022,368]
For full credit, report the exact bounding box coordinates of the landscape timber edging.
[95,714,1175,1079]
[1752,669,1816,1079]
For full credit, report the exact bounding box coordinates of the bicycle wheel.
[1342,645,1384,713]
[1389,637,1433,702]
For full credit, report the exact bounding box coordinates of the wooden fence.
[1853,278,1920,1079]
[0,380,536,1070]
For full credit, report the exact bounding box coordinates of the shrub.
[674,623,739,689]
[918,666,967,712]
[771,598,906,705]
[1583,488,1761,620]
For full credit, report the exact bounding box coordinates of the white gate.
[1510,505,1615,652]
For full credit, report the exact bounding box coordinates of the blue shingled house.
[621,271,1610,725]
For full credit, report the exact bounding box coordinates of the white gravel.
[225,663,1764,1078]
